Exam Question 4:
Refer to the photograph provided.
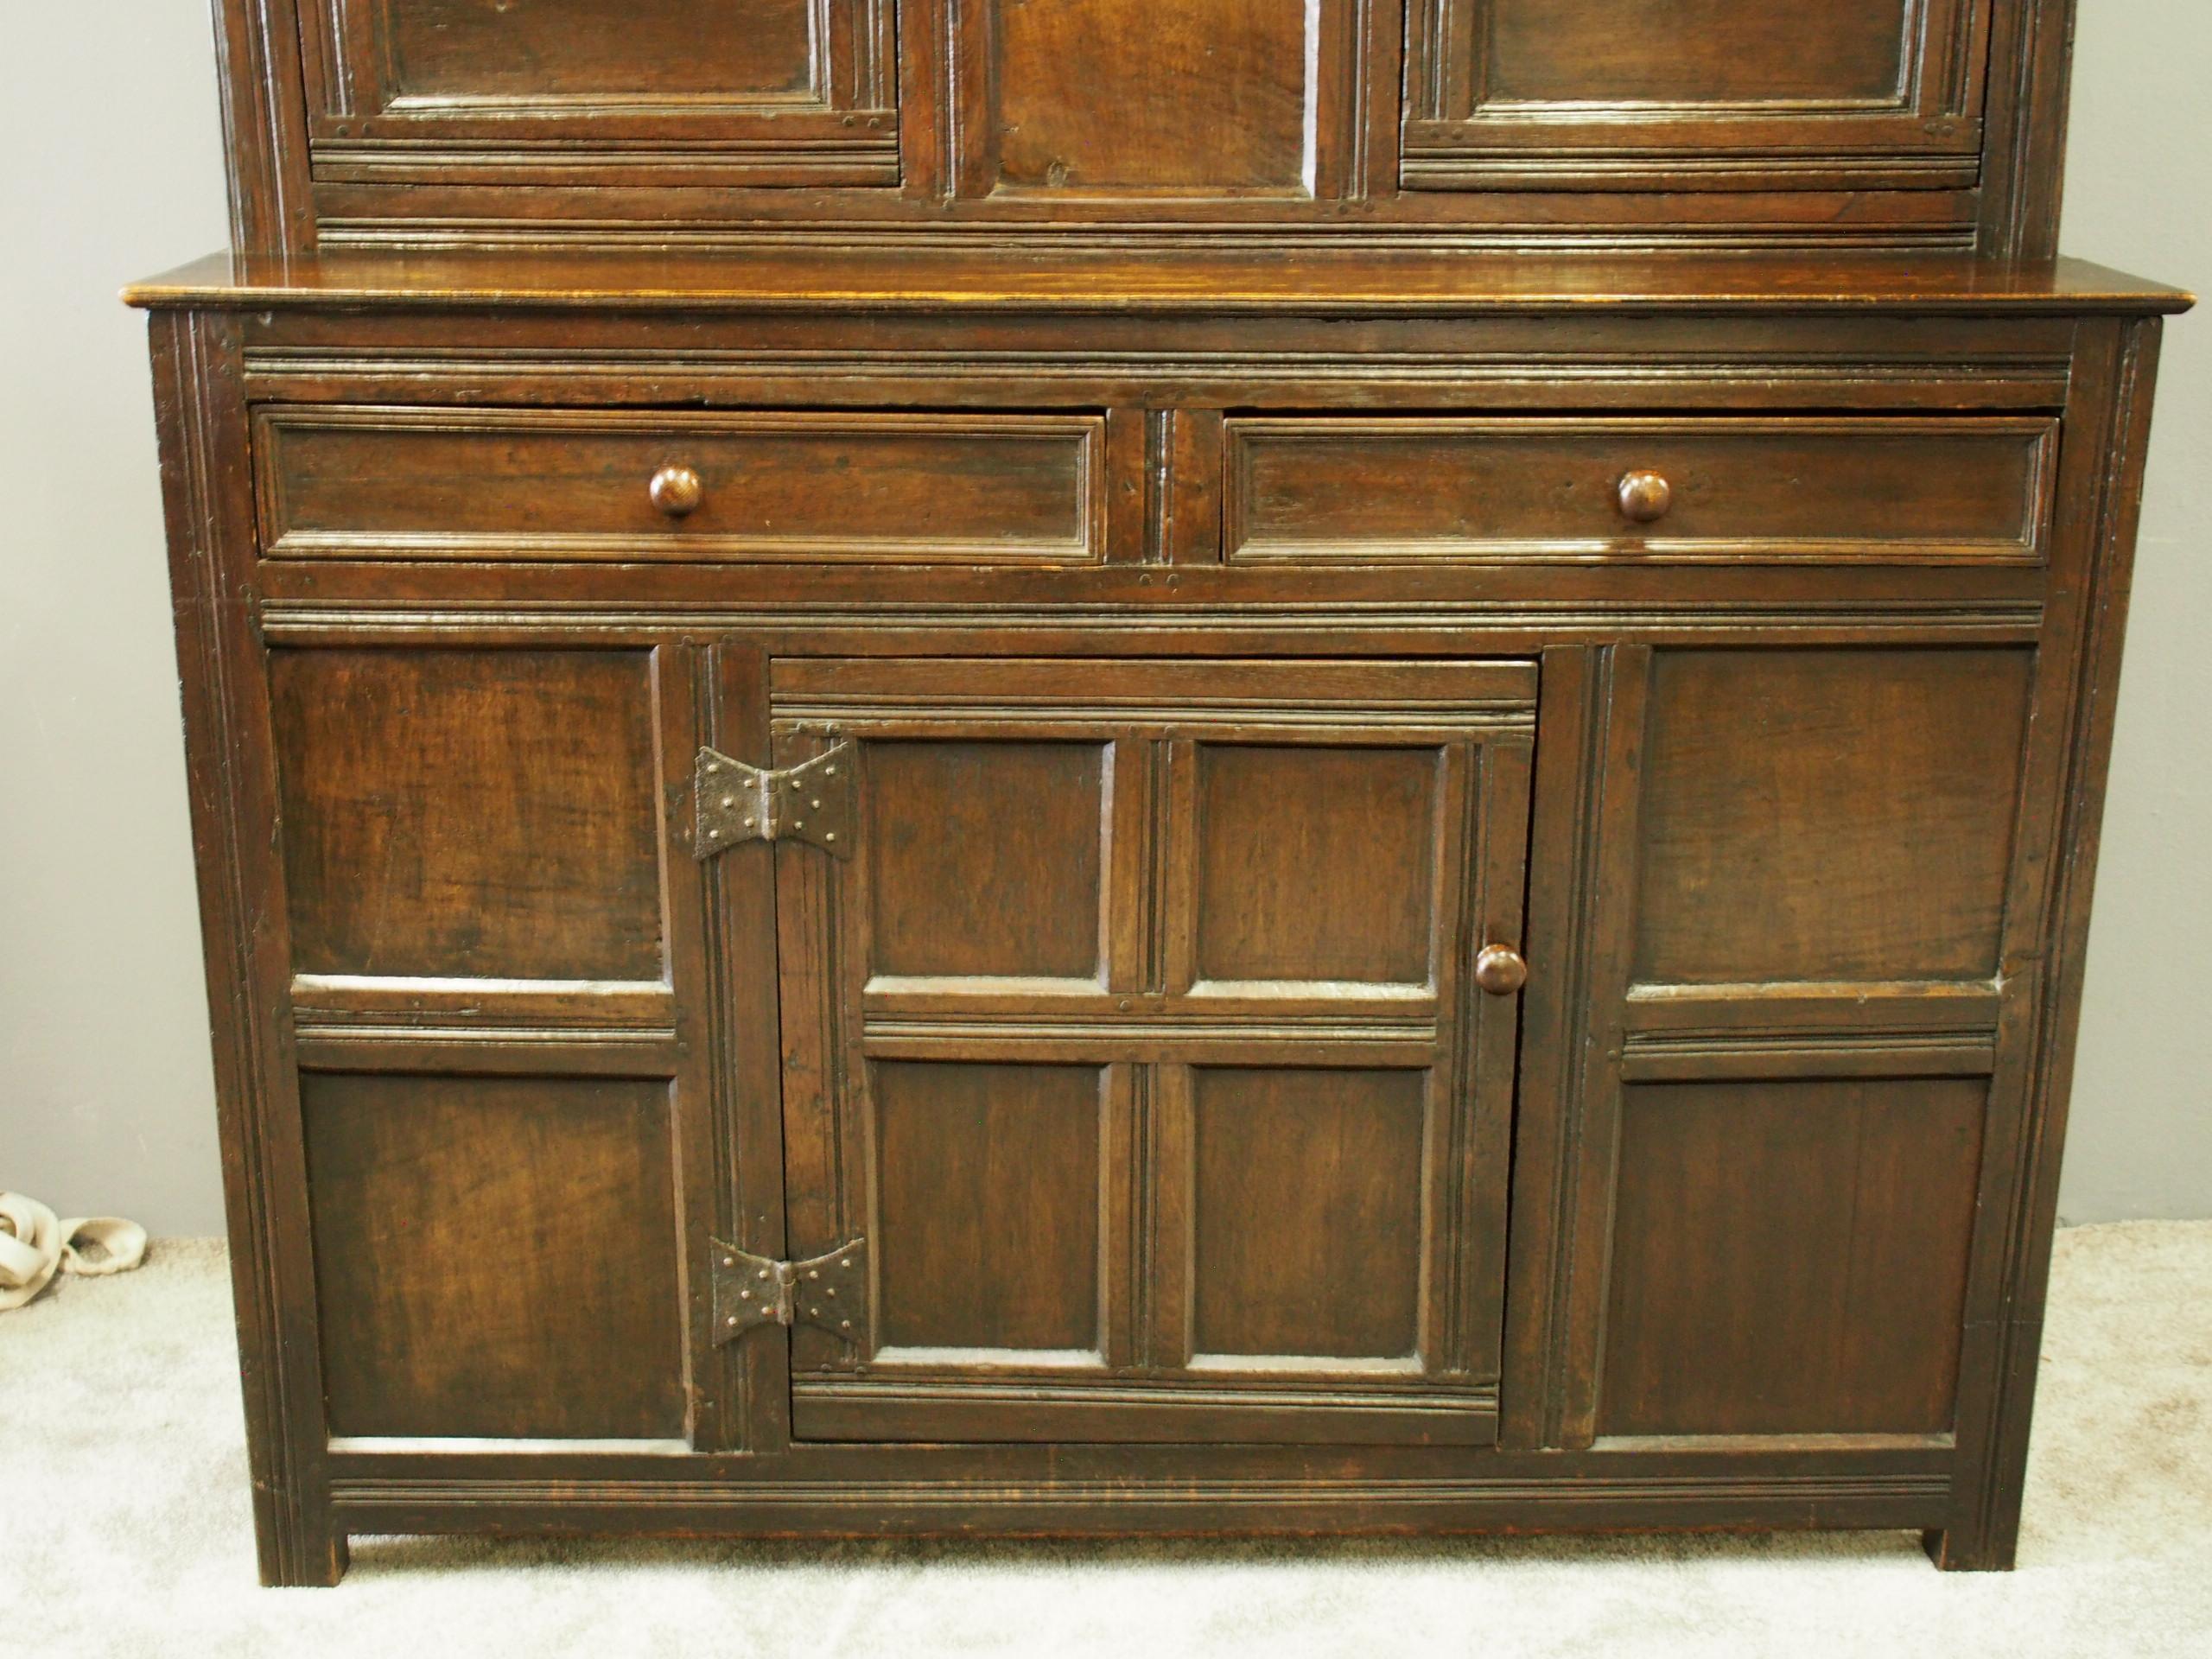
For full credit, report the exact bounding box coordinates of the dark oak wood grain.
[269,647,666,981]
[137,0,2188,1586]
[1599,1077,1986,1438]
[206,0,2076,251]
[304,1072,687,1440]
[257,408,1105,565]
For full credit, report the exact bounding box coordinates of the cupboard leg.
[1922,1522,2018,1573]
[255,1516,348,1588]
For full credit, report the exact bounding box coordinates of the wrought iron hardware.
[694,741,855,861]
[709,1236,869,1348]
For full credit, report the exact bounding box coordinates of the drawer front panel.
[255,408,1106,564]
[1224,416,2056,565]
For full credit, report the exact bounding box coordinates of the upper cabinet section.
[1404,0,1989,192]
[223,0,2073,254]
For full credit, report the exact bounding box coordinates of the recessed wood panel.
[1600,1077,1986,1437]
[1402,0,1989,194]
[297,0,900,192]
[1224,417,2054,564]
[304,1072,683,1440]
[1193,743,1440,985]
[1191,1067,1427,1361]
[378,0,815,99]
[256,410,1103,565]
[270,649,664,982]
[865,740,1109,981]
[1488,0,1911,102]
[964,0,1328,195]
[873,1062,1105,1352]
[1634,648,2034,984]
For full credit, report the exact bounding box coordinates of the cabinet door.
[1404,0,1992,193]
[1505,645,2037,1450]
[762,658,1534,1444]
[273,645,729,1446]
[296,0,899,189]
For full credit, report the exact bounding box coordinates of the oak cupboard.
[134,0,2189,1586]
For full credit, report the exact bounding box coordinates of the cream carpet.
[3,1222,2208,1657]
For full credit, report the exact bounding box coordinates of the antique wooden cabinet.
[134,0,2188,1586]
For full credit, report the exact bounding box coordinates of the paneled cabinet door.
[756,658,1535,1445]
[274,645,721,1448]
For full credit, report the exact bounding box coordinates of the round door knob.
[650,465,704,518]
[1616,469,1672,524]
[1473,944,1529,996]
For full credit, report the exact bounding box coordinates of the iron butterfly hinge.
[709,1236,870,1349]
[693,741,855,861]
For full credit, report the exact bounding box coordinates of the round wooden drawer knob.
[1473,944,1529,996]
[1616,469,1672,524]
[650,464,705,518]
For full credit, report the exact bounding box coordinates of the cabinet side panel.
[149,310,342,1583]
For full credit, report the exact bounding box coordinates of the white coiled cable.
[0,1193,145,1312]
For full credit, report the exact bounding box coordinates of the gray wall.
[2,6,2206,1235]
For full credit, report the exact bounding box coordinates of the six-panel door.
[766,658,1535,1444]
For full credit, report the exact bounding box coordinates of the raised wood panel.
[296,0,899,188]
[1224,417,2056,565]
[873,1061,1107,1356]
[1599,1077,1986,1437]
[1192,743,1440,986]
[256,409,1104,565]
[1633,647,2036,985]
[1404,0,1991,192]
[1492,0,1912,102]
[269,648,664,982]
[866,741,1110,982]
[303,1072,684,1440]
[951,0,1359,199]
[1189,1066,1427,1363]
[382,0,811,99]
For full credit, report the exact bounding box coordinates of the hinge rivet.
[743,817,755,829]
[739,1287,751,1300]
[792,820,804,830]
[726,1315,739,1328]
[758,1268,770,1281]
[722,1255,735,1268]
[808,1269,819,1280]
[825,766,837,777]
[825,832,836,843]
[826,1287,837,1298]
[810,798,823,810]
[706,762,721,774]
[842,1319,852,1331]
[721,796,734,809]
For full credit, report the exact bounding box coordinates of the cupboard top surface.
[124,251,2192,314]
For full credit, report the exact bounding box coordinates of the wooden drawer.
[1224,416,2057,565]
[253,408,1106,564]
